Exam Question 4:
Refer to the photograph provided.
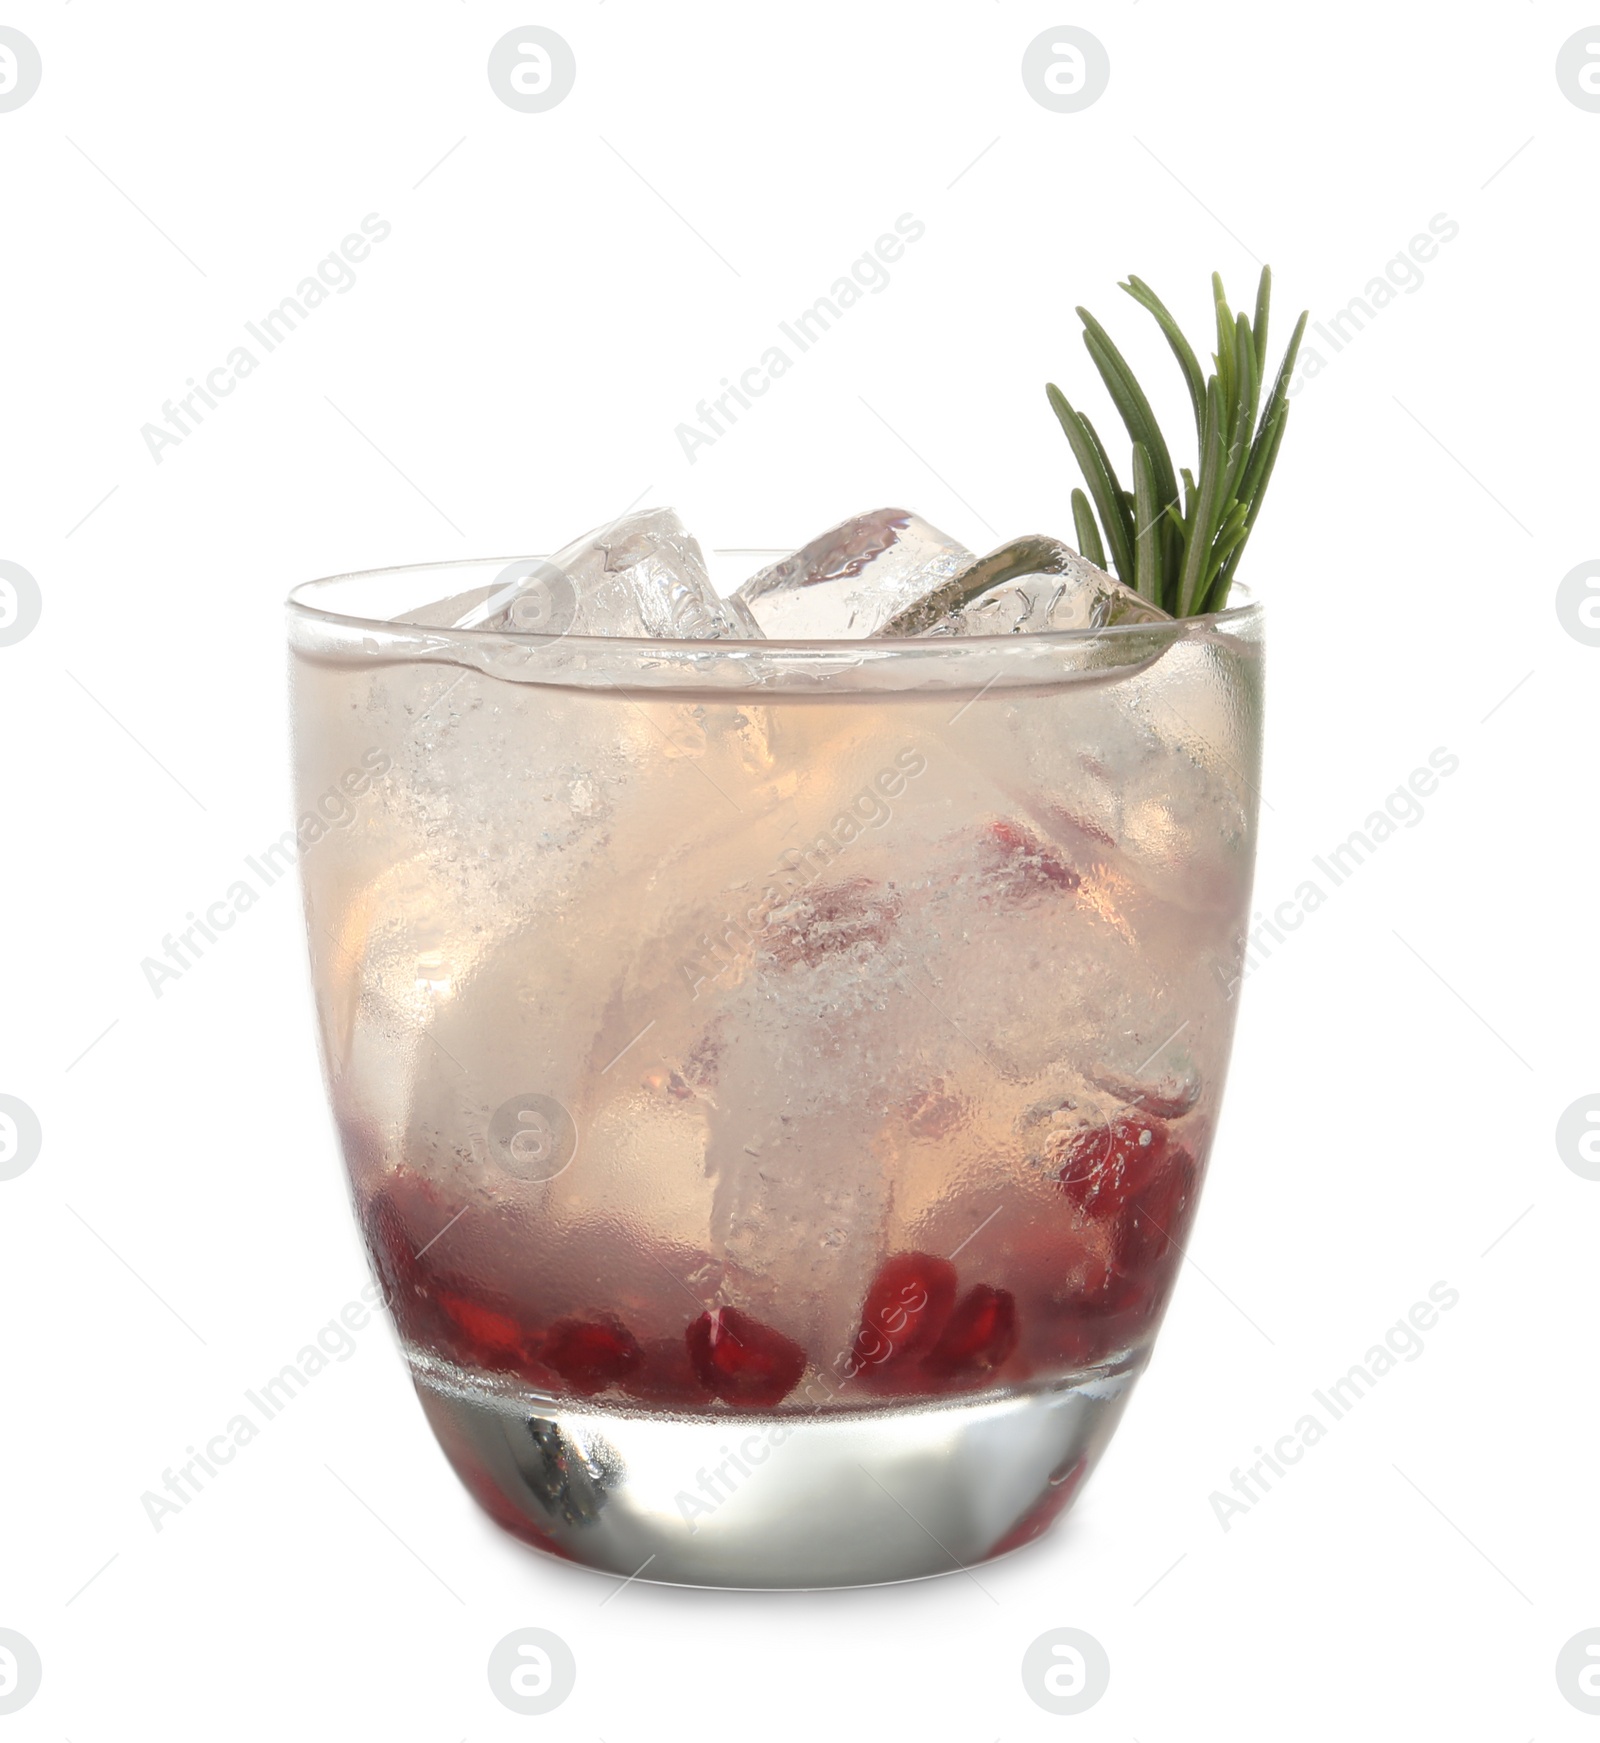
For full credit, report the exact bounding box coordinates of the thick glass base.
[412,1351,1144,1588]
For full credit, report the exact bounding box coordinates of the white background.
[2,2,1595,1736]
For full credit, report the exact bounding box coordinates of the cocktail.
[287,270,1293,1586]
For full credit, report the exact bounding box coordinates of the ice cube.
[454,508,763,639]
[883,536,1170,637]
[734,508,973,639]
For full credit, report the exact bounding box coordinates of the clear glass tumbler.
[287,561,1262,1588]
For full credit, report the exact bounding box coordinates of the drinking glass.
[287,561,1262,1588]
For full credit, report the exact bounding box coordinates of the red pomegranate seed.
[686,1306,806,1408]
[1115,1146,1198,1273]
[435,1290,529,1361]
[1057,1115,1169,1219]
[361,1185,561,1385]
[980,819,1081,896]
[923,1284,1018,1378]
[360,1189,426,1304]
[360,1189,460,1347]
[851,1252,958,1376]
[765,878,902,969]
[541,1317,643,1395]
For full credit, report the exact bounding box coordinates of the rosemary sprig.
[1047,267,1306,617]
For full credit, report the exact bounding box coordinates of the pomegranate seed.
[360,1191,420,1301]
[686,1306,806,1407]
[923,1284,1017,1379]
[1115,1146,1198,1272]
[435,1289,529,1360]
[851,1252,958,1379]
[541,1317,643,1395]
[765,878,902,969]
[360,1189,459,1348]
[980,819,1081,897]
[1057,1115,1169,1219]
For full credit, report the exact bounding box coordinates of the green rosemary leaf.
[1251,266,1271,370]
[1240,402,1290,535]
[1215,498,1250,545]
[1207,502,1252,584]
[1077,309,1179,513]
[1237,308,1307,508]
[1046,383,1135,584]
[1079,411,1138,577]
[1234,313,1258,440]
[1049,270,1302,614]
[1212,273,1236,409]
[1224,311,1259,505]
[1177,381,1226,616]
[1071,488,1107,568]
[1121,276,1206,436]
[1211,405,1290,610]
[1159,495,1183,611]
[1130,442,1161,604]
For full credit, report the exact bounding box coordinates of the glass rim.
[285,555,1262,656]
